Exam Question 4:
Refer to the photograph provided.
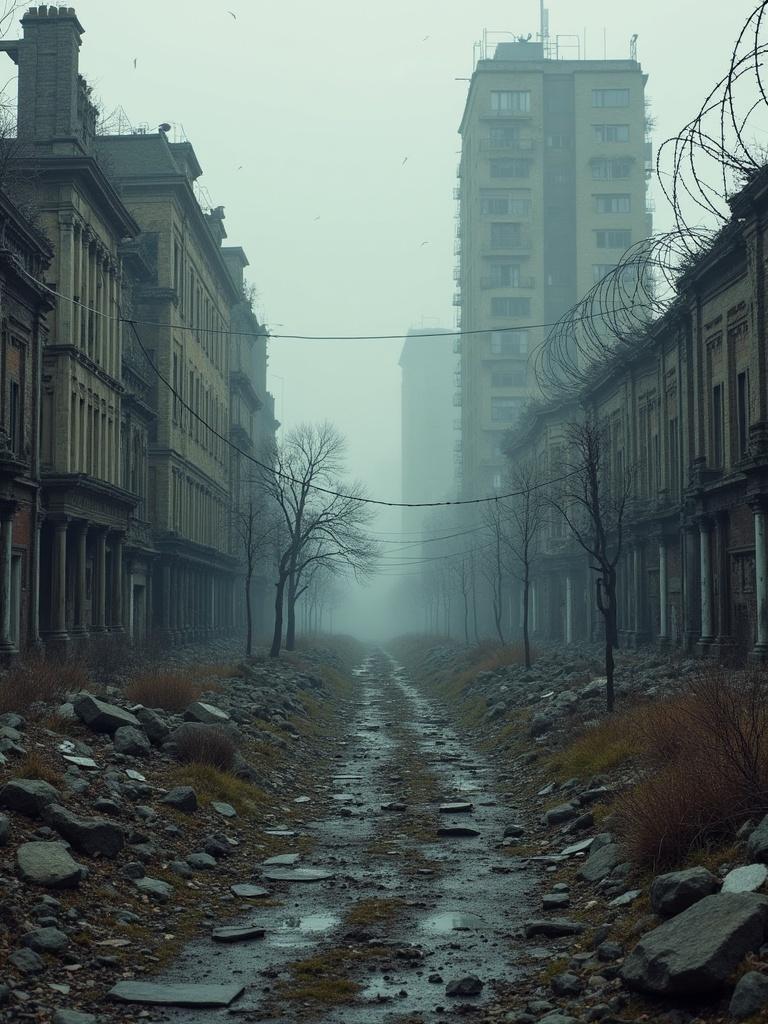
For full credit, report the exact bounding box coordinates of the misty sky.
[29,0,762,636]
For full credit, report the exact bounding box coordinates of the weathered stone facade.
[506,167,768,662]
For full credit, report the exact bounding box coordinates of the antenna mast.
[540,2,549,56]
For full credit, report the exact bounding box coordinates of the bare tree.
[480,500,508,645]
[260,422,379,657]
[450,555,472,645]
[504,459,545,669]
[549,415,632,712]
[229,472,277,657]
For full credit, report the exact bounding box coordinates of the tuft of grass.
[168,762,267,816]
[280,945,388,1005]
[344,898,404,928]
[125,670,204,712]
[17,750,65,788]
[0,655,90,715]
[174,724,236,770]
[548,710,646,781]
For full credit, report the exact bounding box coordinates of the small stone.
[544,803,579,825]
[231,883,269,898]
[211,925,265,942]
[650,866,720,917]
[113,726,151,757]
[52,1011,98,1024]
[0,813,9,845]
[729,970,768,1019]
[9,947,44,974]
[108,981,244,1006]
[183,701,230,725]
[0,778,60,817]
[524,918,585,938]
[133,877,174,902]
[17,842,84,889]
[723,864,768,894]
[211,801,236,818]
[160,787,198,813]
[43,804,124,859]
[187,852,217,870]
[446,976,483,997]
[578,843,623,883]
[551,971,585,996]
[23,926,70,953]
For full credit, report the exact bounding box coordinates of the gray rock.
[578,842,623,883]
[183,701,230,725]
[134,876,174,902]
[231,883,269,898]
[17,841,84,889]
[748,815,768,862]
[23,926,70,953]
[729,970,768,1019]
[0,812,9,845]
[211,801,236,818]
[542,893,571,910]
[0,778,60,817]
[650,866,720,917]
[544,803,578,825]
[524,918,585,938]
[43,804,124,858]
[113,726,151,757]
[537,1016,578,1024]
[187,852,217,870]
[530,713,554,737]
[211,925,266,942]
[621,893,768,995]
[723,864,768,894]
[73,693,140,734]
[131,705,170,743]
[446,976,483,997]
[550,972,585,996]
[52,1011,98,1024]
[160,786,198,812]
[9,947,44,974]
[108,981,244,1006]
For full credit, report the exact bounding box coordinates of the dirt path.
[140,650,540,1023]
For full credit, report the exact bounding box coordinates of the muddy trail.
[132,650,541,1023]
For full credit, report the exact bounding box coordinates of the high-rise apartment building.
[456,36,651,496]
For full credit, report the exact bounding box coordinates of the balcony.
[480,275,535,290]
[453,392,462,407]
[454,239,462,255]
[480,109,533,120]
[453,337,461,354]
[452,291,462,306]
[484,239,532,253]
[453,187,461,200]
[479,138,535,153]
[453,266,461,282]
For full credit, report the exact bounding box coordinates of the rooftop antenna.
[540,2,550,57]
[630,33,639,62]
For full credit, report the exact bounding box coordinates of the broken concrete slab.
[108,981,244,1007]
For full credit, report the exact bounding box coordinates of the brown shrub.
[0,654,90,715]
[615,667,768,869]
[125,670,203,713]
[174,725,236,771]
[18,751,65,788]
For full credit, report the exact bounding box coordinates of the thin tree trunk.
[285,575,297,651]
[244,572,253,657]
[463,590,469,645]
[523,573,531,669]
[270,576,286,658]
[471,575,479,644]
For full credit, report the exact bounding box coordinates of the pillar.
[73,521,88,634]
[715,511,730,643]
[51,518,69,638]
[161,562,171,632]
[753,500,768,658]
[565,574,574,645]
[92,527,107,632]
[683,523,699,650]
[111,532,124,632]
[699,517,714,644]
[0,505,16,652]
[30,512,42,648]
[658,538,669,641]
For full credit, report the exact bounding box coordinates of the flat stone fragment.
[650,866,720,917]
[437,825,481,838]
[17,841,84,889]
[439,802,474,814]
[263,853,300,866]
[212,801,237,818]
[610,889,642,908]
[52,1010,98,1024]
[722,864,768,894]
[133,876,174,902]
[262,867,334,882]
[446,976,483,997]
[231,883,270,898]
[43,804,124,859]
[108,981,244,1007]
[577,842,623,883]
[264,828,295,837]
[73,693,140,734]
[621,893,768,995]
[183,701,230,725]
[0,778,60,817]
[211,925,266,942]
[560,837,594,857]
[524,918,585,938]
[62,755,99,769]
[293,796,310,804]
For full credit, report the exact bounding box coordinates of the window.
[490,222,524,248]
[595,194,632,214]
[491,90,531,114]
[593,263,618,282]
[489,125,520,147]
[591,158,633,179]
[491,297,531,317]
[8,379,20,454]
[491,368,527,388]
[172,347,182,424]
[491,396,524,423]
[546,133,571,149]
[481,195,508,215]
[592,89,630,107]
[596,229,632,249]
[488,263,522,287]
[712,384,724,467]
[668,417,680,497]
[490,330,529,355]
[737,370,750,458]
[593,124,630,143]
[490,158,531,178]
[479,190,532,216]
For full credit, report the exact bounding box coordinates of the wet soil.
[147,651,541,1023]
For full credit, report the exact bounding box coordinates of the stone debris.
[108,980,245,1006]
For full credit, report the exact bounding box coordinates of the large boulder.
[113,726,151,757]
[650,866,720,917]
[577,842,623,883]
[0,778,60,818]
[17,841,85,889]
[131,706,170,744]
[160,787,198,813]
[621,893,768,996]
[42,804,124,858]
[747,815,768,862]
[73,694,140,734]
[183,701,230,725]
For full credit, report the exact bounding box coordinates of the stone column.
[658,538,669,641]
[92,527,107,633]
[699,517,714,645]
[0,505,16,653]
[111,532,124,632]
[715,511,730,644]
[683,523,699,650]
[161,562,171,632]
[753,499,768,658]
[632,544,643,642]
[565,574,574,645]
[72,521,88,635]
[29,512,42,649]
[50,518,69,639]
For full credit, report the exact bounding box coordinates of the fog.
[67,0,759,640]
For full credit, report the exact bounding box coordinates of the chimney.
[14,6,91,149]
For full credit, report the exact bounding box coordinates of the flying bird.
[401,156,408,166]
[422,35,430,41]
[228,10,237,18]
[133,58,137,68]
[314,216,321,221]
[420,241,430,247]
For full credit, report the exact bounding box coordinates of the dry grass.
[174,725,236,770]
[548,707,648,781]
[168,762,267,816]
[344,898,404,928]
[17,750,65,788]
[447,641,533,696]
[125,670,205,712]
[616,667,768,869]
[280,945,388,1005]
[0,655,90,715]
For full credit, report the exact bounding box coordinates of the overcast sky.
[35,0,761,636]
